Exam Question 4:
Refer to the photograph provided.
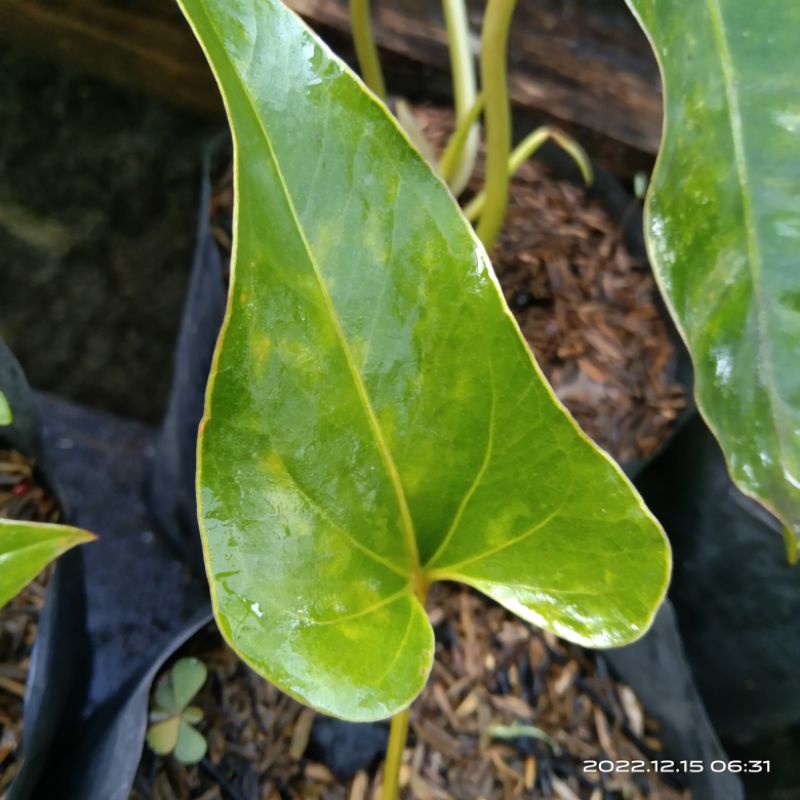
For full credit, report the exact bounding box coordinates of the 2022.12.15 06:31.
[583,759,772,774]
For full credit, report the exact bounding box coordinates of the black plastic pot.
[7,159,224,800]
[636,414,800,751]
[534,149,741,799]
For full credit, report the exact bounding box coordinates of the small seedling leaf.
[154,680,178,714]
[625,0,800,547]
[173,719,208,765]
[179,0,670,721]
[146,715,180,756]
[170,657,207,710]
[0,519,95,608]
[183,705,204,725]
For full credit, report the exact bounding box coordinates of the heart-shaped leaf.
[179,0,670,721]
[0,519,95,608]
[625,0,800,548]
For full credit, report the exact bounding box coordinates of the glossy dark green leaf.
[625,0,800,545]
[0,519,95,608]
[179,0,670,721]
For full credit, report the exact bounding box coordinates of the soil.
[131,109,688,799]
[0,448,62,791]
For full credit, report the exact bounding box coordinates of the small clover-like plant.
[146,657,208,765]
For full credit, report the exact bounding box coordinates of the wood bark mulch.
[133,585,688,800]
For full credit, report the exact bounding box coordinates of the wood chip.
[349,770,369,800]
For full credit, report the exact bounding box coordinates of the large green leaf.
[179,0,670,721]
[625,0,800,548]
[0,519,95,608]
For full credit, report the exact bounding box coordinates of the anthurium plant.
[147,657,209,765]
[176,0,670,795]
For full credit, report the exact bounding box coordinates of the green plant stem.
[439,92,484,185]
[464,125,593,221]
[382,705,411,800]
[349,0,387,99]
[441,0,480,195]
[783,525,799,564]
[475,0,518,250]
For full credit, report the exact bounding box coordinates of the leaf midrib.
[199,5,420,573]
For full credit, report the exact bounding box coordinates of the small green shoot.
[147,657,208,764]
[487,722,563,754]
[0,391,12,426]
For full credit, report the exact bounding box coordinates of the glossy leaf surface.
[180,0,670,721]
[625,0,800,544]
[0,519,94,608]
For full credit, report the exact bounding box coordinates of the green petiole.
[349,0,387,100]
[441,0,481,195]
[439,92,485,187]
[465,125,593,222]
[475,0,518,250]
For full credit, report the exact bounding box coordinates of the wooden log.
[288,0,663,156]
[0,0,661,169]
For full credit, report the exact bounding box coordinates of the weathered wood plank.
[0,0,661,163]
[287,0,662,155]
